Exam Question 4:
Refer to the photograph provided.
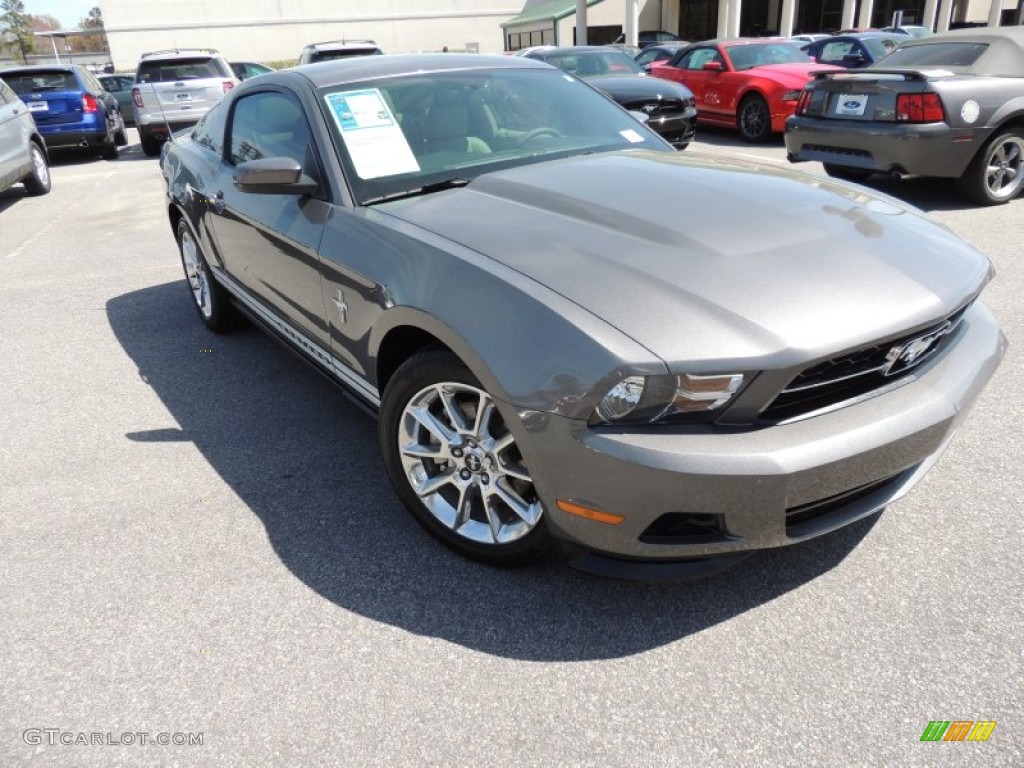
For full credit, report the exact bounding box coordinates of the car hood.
[584,74,692,101]
[377,151,991,368]
[744,62,843,85]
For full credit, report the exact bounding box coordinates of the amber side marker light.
[557,499,626,525]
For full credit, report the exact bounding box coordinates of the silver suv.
[132,48,238,156]
[0,78,50,196]
[297,40,383,64]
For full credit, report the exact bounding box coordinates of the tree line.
[1,1,107,64]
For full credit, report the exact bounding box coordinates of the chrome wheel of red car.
[958,131,1024,205]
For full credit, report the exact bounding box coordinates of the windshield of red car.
[725,43,812,70]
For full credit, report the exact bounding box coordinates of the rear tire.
[737,94,772,143]
[176,218,235,332]
[141,134,162,157]
[956,130,1024,205]
[823,164,874,182]
[22,143,51,196]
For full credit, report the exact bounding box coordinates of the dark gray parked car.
[160,54,1005,580]
[0,78,50,196]
[785,26,1024,204]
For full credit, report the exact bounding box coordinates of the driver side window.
[229,91,314,169]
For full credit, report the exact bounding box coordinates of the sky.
[24,0,97,29]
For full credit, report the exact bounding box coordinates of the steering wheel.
[517,127,562,146]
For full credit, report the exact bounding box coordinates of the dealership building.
[99,0,1023,69]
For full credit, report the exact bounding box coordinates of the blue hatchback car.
[0,64,127,159]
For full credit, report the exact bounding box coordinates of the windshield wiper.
[362,177,471,206]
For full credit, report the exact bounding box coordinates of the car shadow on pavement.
[108,281,879,662]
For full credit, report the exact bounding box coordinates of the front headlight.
[592,373,746,425]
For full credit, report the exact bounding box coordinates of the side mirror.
[702,61,724,72]
[842,53,865,66]
[233,157,318,196]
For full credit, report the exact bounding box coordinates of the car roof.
[289,53,552,88]
[534,46,628,54]
[306,40,379,51]
[1,64,77,74]
[896,25,1024,73]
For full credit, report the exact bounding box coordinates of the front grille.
[785,468,912,532]
[639,513,727,545]
[762,303,971,423]
[621,99,686,118]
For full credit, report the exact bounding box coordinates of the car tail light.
[131,87,144,109]
[82,93,98,113]
[222,81,235,93]
[795,89,812,115]
[896,93,945,123]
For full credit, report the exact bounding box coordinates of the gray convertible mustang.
[786,26,1024,205]
[160,54,1005,580]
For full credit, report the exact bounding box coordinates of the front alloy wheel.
[381,349,550,566]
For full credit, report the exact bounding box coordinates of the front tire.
[22,143,51,196]
[380,348,551,567]
[176,218,234,332]
[737,94,772,143]
[957,130,1024,205]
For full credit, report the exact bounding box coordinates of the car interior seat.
[421,90,492,155]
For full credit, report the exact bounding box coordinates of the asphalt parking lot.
[2,128,1021,767]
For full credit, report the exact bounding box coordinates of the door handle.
[211,190,226,214]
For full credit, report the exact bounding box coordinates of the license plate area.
[174,91,191,102]
[27,101,48,112]
[834,94,868,117]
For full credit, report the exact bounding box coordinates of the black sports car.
[523,46,697,148]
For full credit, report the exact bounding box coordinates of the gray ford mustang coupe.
[160,54,1005,580]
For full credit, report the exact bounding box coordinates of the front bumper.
[785,117,982,177]
[517,301,1005,577]
[648,110,697,148]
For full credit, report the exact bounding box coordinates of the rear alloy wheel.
[113,111,128,146]
[957,130,1024,205]
[380,349,551,567]
[737,94,772,143]
[100,124,119,160]
[823,164,874,182]
[177,218,234,332]
[22,143,51,196]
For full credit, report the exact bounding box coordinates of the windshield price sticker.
[324,89,420,179]
[835,94,869,116]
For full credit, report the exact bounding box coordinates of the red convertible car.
[650,39,840,141]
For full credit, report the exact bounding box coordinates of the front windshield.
[725,43,811,70]
[320,67,669,205]
[539,50,646,77]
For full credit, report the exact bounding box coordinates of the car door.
[669,46,722,114]
[208,88,331,347]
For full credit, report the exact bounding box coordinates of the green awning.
[501,0,605,29]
